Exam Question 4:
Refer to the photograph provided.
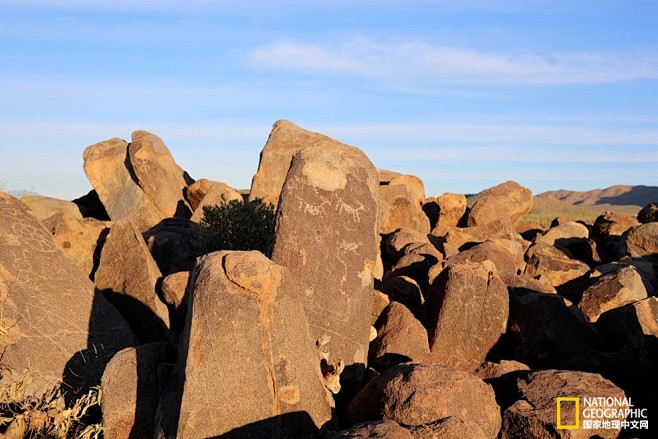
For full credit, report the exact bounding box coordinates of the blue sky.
[1,0,656,199]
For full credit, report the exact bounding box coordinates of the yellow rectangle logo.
[557,397,580,429]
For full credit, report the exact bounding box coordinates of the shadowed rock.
[501,370,626,439]
[101,343,170,439]
[0,192,135,397]
[94,217,171,343]
[344,363,501,438]
[369,302,429,371]
[334,420,413,438]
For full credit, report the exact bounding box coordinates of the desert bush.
[0,370,102,438]
[192,199,276,255]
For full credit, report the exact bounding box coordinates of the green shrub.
[193,199,276,255]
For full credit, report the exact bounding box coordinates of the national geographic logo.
[556,397,649,431]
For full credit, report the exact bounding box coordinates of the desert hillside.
[539,185,658,207]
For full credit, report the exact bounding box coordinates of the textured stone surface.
[189,182,243,223]
[501,370,626,439]
[620,222,658,258]
[41,213,108,278]
[270,144,379,390]
[175,251,333,438]
[101,343,170,439]
[344,363,501,438]
[407,417,489,439]
[579,265,648,322]
[379,183,430,235]
[83,137,163,231]
[333,420,413,438]
[593,211,640,241]
[433,218,521,250]
[94,217,171,343]
[467,181,533,227]
[524,252,590,288]
[507,291,605,371]
[249,119,347,206]
[0,192,135,396]
[535,221,589,248]
[424,261,508,371]
[128,130,191,218]
[21,195,83,222]
[435,193,467,227]
[369,302,429,370]
[161,270,190,319]
[443,240,525,278]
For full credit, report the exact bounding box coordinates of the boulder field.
[1,120,656,438]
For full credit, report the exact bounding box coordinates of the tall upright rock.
[249,120,346,206]
[174,251,333,438]
[270,143,380,390]
[83,131,191,231]
[94,217,172,343]
[0,192,136,396]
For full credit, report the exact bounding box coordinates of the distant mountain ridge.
[538,185,658,207]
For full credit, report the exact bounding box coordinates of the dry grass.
[0,370,103,439]
[520,196,641,228]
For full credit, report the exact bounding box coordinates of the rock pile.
[1,120,656,438]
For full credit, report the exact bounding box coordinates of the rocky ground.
[1,120,657,438]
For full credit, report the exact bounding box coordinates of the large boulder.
[94,217,171,343]
[443,239,525,278]
[369,302,430,371]
[101,343,171,439]
[83,132,191,232]
[535,221,589,248]
[189,182,243,223]
[127,130,191,218]
[432,218,521,250]
[507,291,605,371]
[501,370,626,439]
[467,181,533,227]
[379,183,431,235]
[524,252,590,288]
[593,211,640,241]
[20,195,83,222]
[83,137,162,231]
[578,265,648,323]
[435,193,467,227]
[270,144,380,391]
[249,119,346,206]
[638,202,658,223]
[619,222,658,259]
[423,261,508,371]
[0,192,135,396]
[174,251,333,438]
[344,363,501,438]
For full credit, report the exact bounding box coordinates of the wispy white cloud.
[250,39,658,85]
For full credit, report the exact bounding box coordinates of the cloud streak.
[250,40,658,85]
